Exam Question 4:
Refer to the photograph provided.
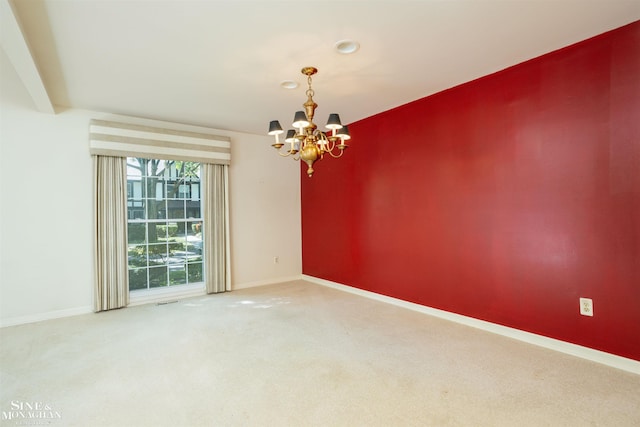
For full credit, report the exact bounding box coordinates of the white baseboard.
[0,277,304,327]
[0,305,93,328]
[302,275,640,375]
[233,275,304,290]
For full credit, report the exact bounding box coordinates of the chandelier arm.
[277,149,298,157]
[325,148,346,159]
[317,131,336,154]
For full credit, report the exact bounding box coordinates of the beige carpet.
[1,280,638,426]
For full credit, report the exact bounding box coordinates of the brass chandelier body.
[268,67,351,177]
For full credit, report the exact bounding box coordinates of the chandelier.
[268,67,351,177]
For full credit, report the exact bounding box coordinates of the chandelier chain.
[306,74,314,99]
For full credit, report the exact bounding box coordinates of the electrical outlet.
[580,298,593,316]
[273,256,279,264]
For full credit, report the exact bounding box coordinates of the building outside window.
[126,158,203,291]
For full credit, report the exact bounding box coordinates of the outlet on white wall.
[580,298,593,316]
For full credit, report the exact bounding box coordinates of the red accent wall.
[301,22,640,361]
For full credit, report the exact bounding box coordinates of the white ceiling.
[6,0,640,135]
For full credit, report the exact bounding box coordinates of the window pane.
[191,183,200,201]
[188,262,203,283]
[128,223,146,244]
[127,180,142,199]
[175,221,187,239]
[165,182,176,199]
[144,160,160,178]
[149,266,167,288]
[148,222,166,243]
[167,241,185,263]
[169,265,187,286]
[186,221,203,255]
[186,203,201,219]
[178,184,189,199]
[168,162,177,180]
[148,243,167,266]
[128,245,147,268]
[147,199,165,220]
[129,268,147,291]
[155,182,164,200]
[188,221,203,236]
[168,201,186,219]
[128,200,146,219]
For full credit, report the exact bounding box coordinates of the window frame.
[126,157,205,293]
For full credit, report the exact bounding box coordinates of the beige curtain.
[93,156,129,311]
[202,164,231,293]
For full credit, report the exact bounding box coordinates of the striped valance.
[89,119,231,165]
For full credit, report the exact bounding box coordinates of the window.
[91,119,231,311]
[126,158,203,291]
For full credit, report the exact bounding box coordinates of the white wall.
[228,127,302,289]
[0,49,301,326]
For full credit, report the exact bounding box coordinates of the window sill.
[129,282,206,307]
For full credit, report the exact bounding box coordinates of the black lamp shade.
[326,113,343,130]
[336,125,351,140]
[268,120,284,135]
[285,129,297,143]
[292,111,309,128]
